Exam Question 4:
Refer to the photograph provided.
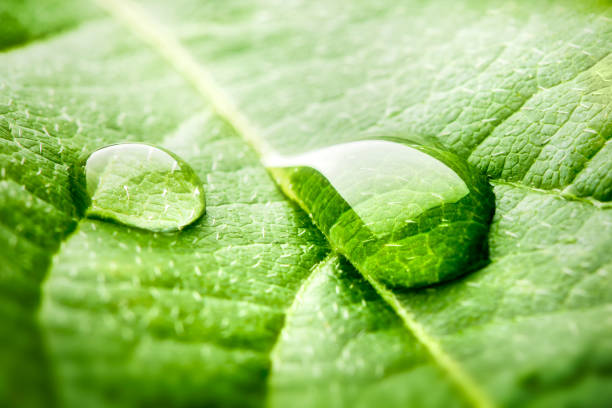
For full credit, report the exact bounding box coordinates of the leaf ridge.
[266,254,336,400]
[95,0,274,160]
[490,179,611,208]
[363,272,496,408]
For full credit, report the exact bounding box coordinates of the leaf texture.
[0,0,611,407]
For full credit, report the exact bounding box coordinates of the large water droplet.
[84,143,205,232]
[266,138,494,288]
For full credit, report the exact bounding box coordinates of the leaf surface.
[1,0,611,407]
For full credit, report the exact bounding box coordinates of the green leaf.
[1,0,611,407]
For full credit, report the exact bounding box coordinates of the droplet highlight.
[266,138,494,288]
[84,143,205,231]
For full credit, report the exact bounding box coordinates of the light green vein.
[366,277,495,408]
[95,0,275,160]
[94,0,496,407]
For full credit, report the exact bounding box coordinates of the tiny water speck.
[84,143,205,231]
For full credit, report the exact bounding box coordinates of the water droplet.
[84,143,205,231]
[266,138,494,288]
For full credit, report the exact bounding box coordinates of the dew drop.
[84,143,205,231]
[266,138,494,288]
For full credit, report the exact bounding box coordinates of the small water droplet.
[266,138,494,288]
[84,143,205,231]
